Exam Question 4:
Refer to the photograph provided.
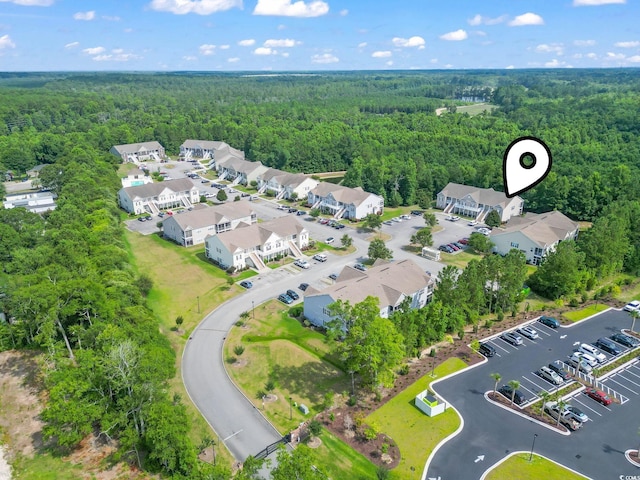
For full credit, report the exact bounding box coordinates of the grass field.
[310,428,378,479]
[11,453,85,480]
[485,453,588,480]
[224,300,348,433]
[562,304,610,322]
[366,357,467,479]
[440,250,483,269]
[455,103,498,116]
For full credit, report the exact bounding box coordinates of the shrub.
[235,320,245,327]
[581,292,589,303]
[457,330,465,341]
[381,443,389,454]
[226,356,237,364]
[289,304,303,318]
[175,315,184,328]
[322,392,334,411]
[233,345,245,356]
[364,421,379,441]
[496,307,504,322]
[397,364,410,375]
[429,348,437,357]
[309,419,322,437]
[347,396,357,407]
[376,467,390,480]
[353,412,366,429]
[485,319,493,329]
[265,379,276,391]
[569,297,580,308]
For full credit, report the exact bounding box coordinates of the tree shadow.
[271,362,347,409]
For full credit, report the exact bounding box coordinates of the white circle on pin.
[503,136,552,198]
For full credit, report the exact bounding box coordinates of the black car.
[329,273,338,281]
[299,283,309,291]
[296,210,307,216]
[137,217,146,222]
[288,208,298,214]
[239,280,253,289]
[538,316,560,328]
[286,289,300,301]
[411,210,424,216]
[439,244,454,253]
[595,337,622,355]
[610,332,640,348]
[278,293,293,304]
[479,343,496,357]
[548,363,572,382]
[498,385,526,405]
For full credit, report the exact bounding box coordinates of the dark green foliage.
[368,238,393,261]
[308,419,322,437]
[484,210,501,228]
[216,189,228,202]
[467,232,493,253]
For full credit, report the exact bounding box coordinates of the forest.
[1,69,640,479]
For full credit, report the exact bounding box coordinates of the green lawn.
[440,250,484,269]
[454,103,498,116]
[366,357,467,479]
[485,453,588,480]
[309,428,378,479]
[224,300,348,433]
[562,304,609,322]
[11,453,85,480]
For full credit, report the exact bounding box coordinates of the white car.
[578,343,607,363]
[539,366,563,385]
[325,237,335,244]
[570,351,598,368]
[623,300,640,312]
[517,325,540,340]
[294,260,310,269]
[468,220,478,226]
[476,227,491,236]
[448,215,461,222]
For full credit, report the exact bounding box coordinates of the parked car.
[447,243,460,251]
[610,332,640,348]
[578,343,607,363]
[335,224,345,229]
[458,238,469,245]
[328,273,338,281]
[567,353,593,373]
[584,387,612,406]
[288,208,298,214]
[286,289,300,301]
[325,237,335,244]
[400,214,411,220]
[383,220,393,225]
[479,342,496,357]
[564,405,589,423]
[239,280,253,289]
[517,326,540,340]
[539,366,563,385]
[595,337,622,355]
[158,212,165,217]
[299,283,309,291]
[498,385,526,405]
[447,215,461,222]
[137,217,146,222]
[538,316,560,328]
[476,227,491,236]
[319,218,330,225]
[439,245,454,253]
[623,300,640,312]
[294,259,311,269]
[313,254,327,262]
[296,210,307,216]
[452,242,465,249]
[571,351,598,367]
[353,263,367,272]
[392,217,402,223]
[201,179,210,183]
[544,402,582,431]
[468,220,478,226]
[548,363,572,382]
[278,293,293,304]
[501,331,524,346]
[411,210,424,216]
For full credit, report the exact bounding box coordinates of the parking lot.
[426,308,640,480]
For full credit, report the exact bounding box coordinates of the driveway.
[424,309,640,480]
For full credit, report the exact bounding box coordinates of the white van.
[578,343,607,363]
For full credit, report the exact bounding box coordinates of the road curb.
[478,450,593,480]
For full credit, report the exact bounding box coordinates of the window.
[510,241,519,248]
[322,307,332,316]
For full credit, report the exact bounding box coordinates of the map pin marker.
[503,136,552,198]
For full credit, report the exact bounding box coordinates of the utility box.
[421,247,441,261]
[415,390,445,417]
[298,404,309,415]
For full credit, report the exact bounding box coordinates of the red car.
[584,387,612,406]
[458,238,469,245]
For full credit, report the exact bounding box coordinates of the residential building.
[491,211,579,265]
[162,202,257,247]
[117,178,200,215]
[3,191,56,213]
[110,141,166,163]
[436,182,524,223]
[179,140,244,163]
[205,216,309,271]
[214,156,269,186]
[120,167,153,188]
[26,164,47,178]
[256,168,319,200]
[307,183,384,220]
[303,259,434,328]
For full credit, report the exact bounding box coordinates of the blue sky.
[0,0,639,71]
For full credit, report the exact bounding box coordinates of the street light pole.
[529,433,538,462]
[289,396,293,420]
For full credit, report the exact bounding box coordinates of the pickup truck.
[544,402,582,431]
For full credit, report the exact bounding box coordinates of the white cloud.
[468,14,508,26]
[124,28,134,33]
[544,59,566,67]
[505,65,515,69]
[199,44,216,55]
[473,30,487,36]
[430,58,438,64]
[149,0,242,15]
[254,47,277,55]
[508,13,544,26]
[93,52,140,62]
[440,29,468,41]
[253,0,329,17]
[263,38,300,47]
[392,36,425,48]
[183,55,197,61]
[586,52,597,59]
[219,44,230,49]
[277,24,286,30]
[372,50,391,58]
[357,42,367,48]
[614,41,640,48]
[386,60,393,66]
[82,46,105,55]
[228,57,240,62]
[64,41,79,49]
[102,15,121,21]
[627,55,640,63]
[0,34,15,50]
[573,0,625,5]
[606,52,626,60]
[311,53,338,63]
[535,43,564,55]
[574,39,596,46]
[0,0,54,5]
[281,52,289,57]
[573,53,583,59]
[339,9,348,16]
[238,39,256,46]
[73,11,95,21]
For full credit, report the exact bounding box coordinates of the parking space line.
[534,322,557,334]
[622,369,640,381]
[522,374,549,392]
[488,340,510,353]
[614,373,640,388]
[606,377,639,395]
[571,397,603,416]
[530,323,552,336]
[518,384,538,398]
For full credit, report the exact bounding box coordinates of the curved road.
[182,205,450,468]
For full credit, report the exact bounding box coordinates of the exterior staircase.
[333,207,346,219]
[444,201,455,214]
[258,184,268,194]
[249,252,267,271]
[151,151,161,162]
[276,190,286,200]
[180,196,193,208]
[288,241,303,258]
[231,176,242,186]
[476,207,490,223]
[184,150,192,160]
[202,151,211,161]
[147,201,160,215]
[311,199,322,209]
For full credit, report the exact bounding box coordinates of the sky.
[0,0,639,71]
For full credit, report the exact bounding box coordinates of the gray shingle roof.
[310,182,381,207]
[492,211,579,247]
[440,182,519,207]
[210,215,306,252]
[121,178,196,199]
[163,201,255,230]
[112,141,164,155]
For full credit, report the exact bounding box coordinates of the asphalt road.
[424,309,640,480]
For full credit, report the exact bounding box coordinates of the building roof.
[112,141,164,155]
[27,164,47,173]
[262,168,316,189]
[209,215,306,253]
[125,167,146,177]
[439,182,520,207]
[307,259,433,307]
[310,182,381,207]
[181,139,227,150]
[164,201,255,231]
[492,211,579,247]
[219,156,267,175]
[121,178,196,199]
